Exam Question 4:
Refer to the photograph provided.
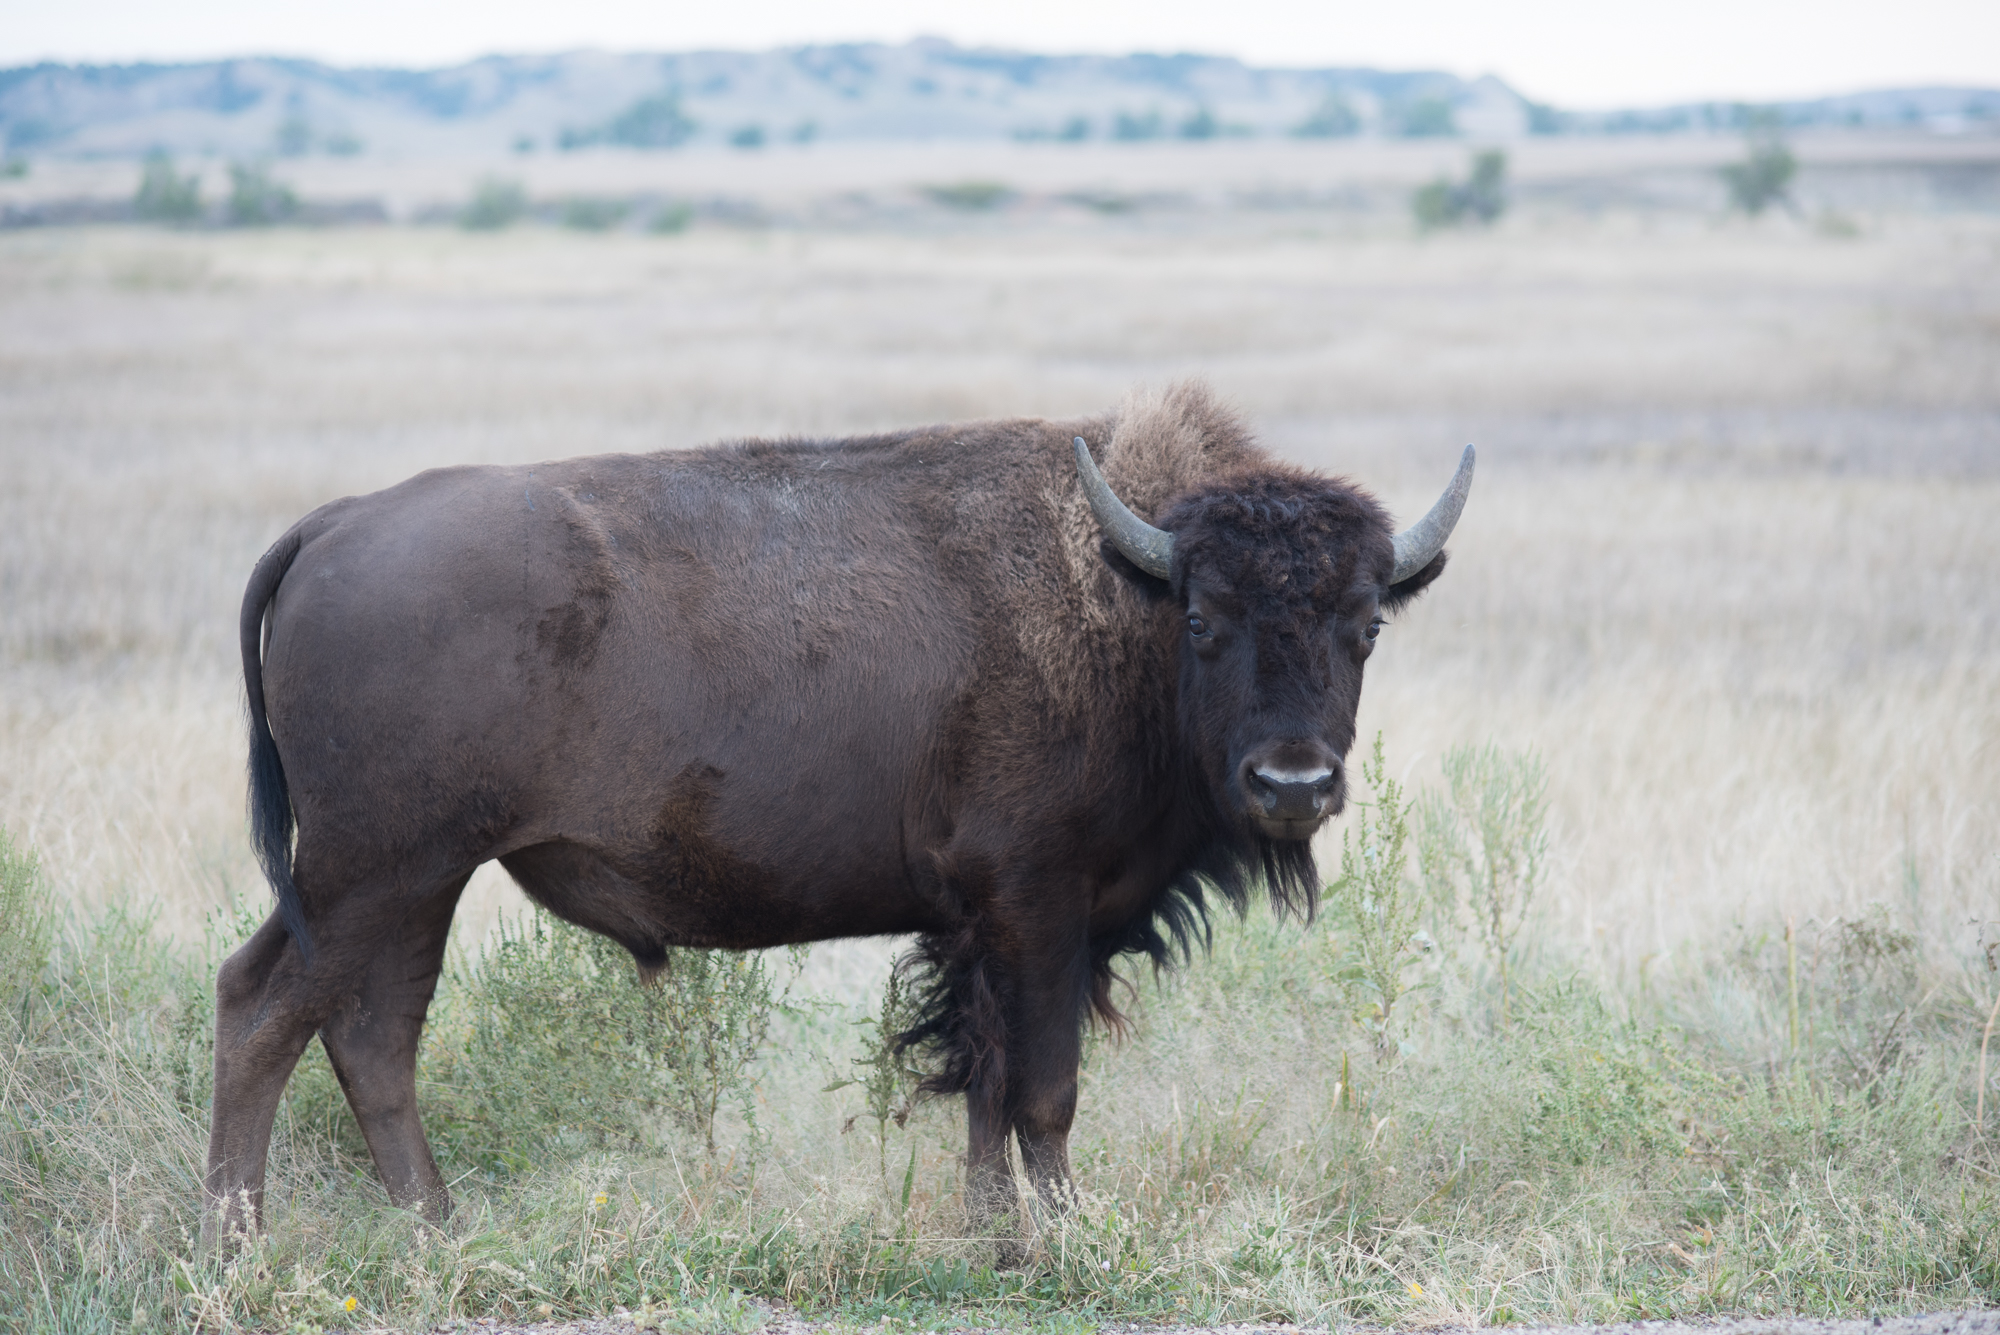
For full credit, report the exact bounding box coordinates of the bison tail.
[240,529,311,964]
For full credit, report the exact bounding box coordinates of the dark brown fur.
[207,382,1449,1247]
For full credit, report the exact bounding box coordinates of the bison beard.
[204,380,1467,1256]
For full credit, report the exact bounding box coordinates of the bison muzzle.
[204,382,1472,1252]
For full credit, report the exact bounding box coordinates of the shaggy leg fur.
[961,890,1091,1264]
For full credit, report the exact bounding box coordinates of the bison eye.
[1188,614,1210,638]
[1365,619,1383,641]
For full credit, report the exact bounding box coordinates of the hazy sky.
[5,0,1995,107]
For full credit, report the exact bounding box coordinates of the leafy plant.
[133,151,202,224]
[562,197,630,231]
[425,909,784,1164]
[1326,733,1426,1060]
[1293,95,1360,138]
[563,94,698,150]
[1112,109,1163,141]
[226,161,297,226]
[460,176,529,231]
[824,965,924,1178]
[922,181,1012,211]
[650,202,695,234]
[1417,742,1548,1024]
[1721,114,1797,215]
[1394,97,1458,138]
[1412,150,1508,230]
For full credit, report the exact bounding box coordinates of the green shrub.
[1325,733,1426,1060]
[563,94,698,150]
[460,176,529,231]
[133,151,202,224]
[1412,150,1508,231]
[1293,95,1360,138]
[1510,977,1684,1166]
[561,197,630,231]
[1112,109,1163,141]
[1394,96,1458,138]
[1178,106,1219,140]
[225,161,297,226]
[1418,741,1548,1022]
[423,910,785,1166]
[922,181,1012,211]
[1721,116,1797,215]
[825,966,924,1179]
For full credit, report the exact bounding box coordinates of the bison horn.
[1391,444,1476,583]
[1074,436,1175,579]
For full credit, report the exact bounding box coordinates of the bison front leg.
[959,908,1088,1266]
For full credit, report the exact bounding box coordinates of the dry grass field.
[1,170,1998,1332]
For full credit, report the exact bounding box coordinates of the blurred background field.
[1,122,1998,1332]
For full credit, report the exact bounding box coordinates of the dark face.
[1181,572,1379,840]
[1155,473,1446,843]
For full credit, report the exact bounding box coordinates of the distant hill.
[1,41,1994,160]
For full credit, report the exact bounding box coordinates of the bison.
[206,382,1471,1244]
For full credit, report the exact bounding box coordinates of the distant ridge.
[1,41,1994,160]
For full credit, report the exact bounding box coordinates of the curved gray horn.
[1073,436,1174,579]
[1391,444,1476,583]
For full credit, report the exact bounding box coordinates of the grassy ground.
[1,206,1997,1332]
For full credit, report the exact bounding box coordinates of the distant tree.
[459,176,528,230]
[1,156,26,179]
[789,119,819,144]
[1057,114,1090,142]
[1112,108,1163,141]
[1395,97,1459,138]
[226,162,297,225]
[1720,112,1797,215]
[133,150,202,223]
[606,94,698,149]
[1179,105,1219,139]
[1413,149,1508,230]
[729,123,766,150]
[563,93,698,151]
[1293,94,1360,138]
[562,197,629,231]
[1525,102,1567,136]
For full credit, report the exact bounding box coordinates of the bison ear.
[1099,538,1174,601]
[1382,549,1447,613]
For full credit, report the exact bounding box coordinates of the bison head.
[1075,437,1472,844]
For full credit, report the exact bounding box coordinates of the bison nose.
[1244,763,1339,822]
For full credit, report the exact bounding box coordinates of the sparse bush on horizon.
[1293,94,1362,138]
[1413,148,1508,230]
[460,176,529,230]
[133,149,202,224]
[225,161,298,226]
[1722,115,1799,216]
